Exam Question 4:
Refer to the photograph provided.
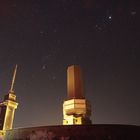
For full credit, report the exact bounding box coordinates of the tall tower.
[63,65,92,125]
[0,65,18,134]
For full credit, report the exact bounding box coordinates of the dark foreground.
[5,124,140,140]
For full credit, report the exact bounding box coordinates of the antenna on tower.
[10,64,18,92]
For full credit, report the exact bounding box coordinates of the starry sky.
[0,0,140,128]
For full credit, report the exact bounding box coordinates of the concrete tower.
[63,65,92,125]
[0,65,18,136]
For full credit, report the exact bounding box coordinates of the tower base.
[63,99,91,125]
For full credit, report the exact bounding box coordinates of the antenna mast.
[10,64,18,92]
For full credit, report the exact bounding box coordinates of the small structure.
[63,65,92,125]
[0,65,18,138]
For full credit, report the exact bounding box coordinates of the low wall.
[4,124,140,140]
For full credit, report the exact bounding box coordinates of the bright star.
[108,16,112,19]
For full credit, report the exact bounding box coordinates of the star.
[42,64,47,70]
[108,16,112,20]
[52,76,56,80]
[131,11,136,16]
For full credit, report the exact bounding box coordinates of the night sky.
[0,0,140,128]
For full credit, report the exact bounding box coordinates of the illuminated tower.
[0,65,18,134]
[63,65,92,125]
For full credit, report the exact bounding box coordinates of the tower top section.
[67,65,84,99]
[9,64,18,93]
